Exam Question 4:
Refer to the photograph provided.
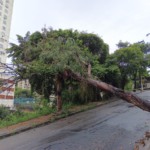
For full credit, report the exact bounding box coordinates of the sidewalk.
[0,99,117,139]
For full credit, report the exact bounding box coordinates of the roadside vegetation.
[0,27,150,127]
[0,101,55,128]
[0,98,111,128]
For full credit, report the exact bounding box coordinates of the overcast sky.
[10,0,150,53]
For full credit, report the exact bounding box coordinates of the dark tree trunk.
[88,63,91,77]
[134,73,137,91]
[64,70,150,112]
[139,72,143,91]
[56,77,62,111]
[121,75,127,90]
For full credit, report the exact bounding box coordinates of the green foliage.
[0,106,10,120]
[116,40,130,48]
[62,102,73,113]
[92,57,121,87]
[124,80,133,91]
[15,87,32,98]
[8,27,150,109]
[8,28,109,104]
[0,104,56,128]
[37,37,91,75]
[37,105,56,115]
[144,54,150,68]
[78,33,109,63]
[104,65,121,87]
[62,80,99,105]
[107,44,148,89]
[92,60,106,78]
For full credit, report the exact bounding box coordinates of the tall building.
[0,0,14,107]
[0,0,14,63]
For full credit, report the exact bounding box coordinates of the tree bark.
[65,70,150,112]
[134,73,137,91]
[56,77,62,111]
[88,63,91,77]
[121,75,127,90]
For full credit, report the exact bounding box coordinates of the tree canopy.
[8,29,108,106]
[7,28,150,112]
[107,43,150,90]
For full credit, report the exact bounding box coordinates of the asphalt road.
[0,91,150,150]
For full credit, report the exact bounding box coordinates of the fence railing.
[14,98,35,105]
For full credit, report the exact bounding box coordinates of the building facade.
[0,0,14,107]
[0,74,15,107]
[0,0,14,63]
[17,79,31,90]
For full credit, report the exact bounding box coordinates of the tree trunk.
[121,75,127,90]
[134,73,137,91]
[139,72,143,91]
[56,77,62,111]
[88,63,91,77]
[65,70,150,112]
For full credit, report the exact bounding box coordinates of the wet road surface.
[0,91,150,150]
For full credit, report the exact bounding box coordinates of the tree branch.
[66,70,150,112]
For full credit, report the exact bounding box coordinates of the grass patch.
[0,99,111,129]
[0,106,56,128]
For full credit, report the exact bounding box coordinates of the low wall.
[0,99,14,108]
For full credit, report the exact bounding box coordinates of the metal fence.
[14,98,35,105]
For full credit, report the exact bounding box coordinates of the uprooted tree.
[7,28,150,112]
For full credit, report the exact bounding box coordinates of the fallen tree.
[63,70,150,112]
[7,29,150,112]
[1,64,150,112]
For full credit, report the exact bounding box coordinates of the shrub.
[124,80,133,91]
[0,106,10,120]
[15,87,32,98]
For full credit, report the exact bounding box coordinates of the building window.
[1,32,5,37]
[0,51,5,55]
[0,5,2,10]
[5,4,8,8]
[0,0,3,5]
[3,15,7,20]
[0,11,2,16]
[3,20,6,25]
[5,9,8,14]
[0,44,3,48]
[0,38,4,42]
[2,26,6,31]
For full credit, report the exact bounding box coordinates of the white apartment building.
[0,73,15,107]
[0,0,14,107]
[17,79,31,90]
[0,0,14,63]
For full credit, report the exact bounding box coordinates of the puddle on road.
[41,127,84,145]
[127,105,134,108]
[43,132,75,143]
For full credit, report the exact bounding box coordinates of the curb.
[0,98,119,140]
